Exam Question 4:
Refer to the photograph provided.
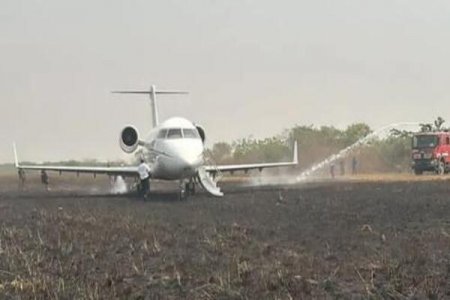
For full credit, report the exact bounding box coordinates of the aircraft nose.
[180,153,203,169]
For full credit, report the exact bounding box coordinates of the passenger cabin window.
[183,128,199,139]
[157,129,168,139]
[446,137,450,145]
[167,128,183,139]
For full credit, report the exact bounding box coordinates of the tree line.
[210,117,447,174]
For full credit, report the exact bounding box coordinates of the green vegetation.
[210,117,447,173]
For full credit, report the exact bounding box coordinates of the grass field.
[0,172,449,298]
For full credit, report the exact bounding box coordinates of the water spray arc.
[296,122,423,181]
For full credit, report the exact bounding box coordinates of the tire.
[414,169,423,175]
[179,187,187,201]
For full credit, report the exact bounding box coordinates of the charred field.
[0,174,449,299]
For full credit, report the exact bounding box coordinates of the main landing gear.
[179,178,196,200]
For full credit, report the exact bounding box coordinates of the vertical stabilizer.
[112,85,189,128]
[149,85,158,127]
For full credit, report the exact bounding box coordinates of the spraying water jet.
[296,122,423,182]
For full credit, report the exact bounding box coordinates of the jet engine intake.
[120,125,140,153]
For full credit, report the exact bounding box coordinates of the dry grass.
[0,173,449,298]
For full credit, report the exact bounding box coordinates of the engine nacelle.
[120,125,140,153]
[195,125,206,143]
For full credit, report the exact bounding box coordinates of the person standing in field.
[138,158,151,199]
[352,156,358,175]
[40,170,49,191]
[18,168,25,190]
[339,160,345,176]
[330,163,335,179]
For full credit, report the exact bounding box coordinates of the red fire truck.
[411,132,450,175]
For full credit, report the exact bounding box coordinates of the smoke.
[245,168,299,187]
[110,176,128,194]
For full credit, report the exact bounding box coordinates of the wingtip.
[293,141,298,164]
[13,142,19,168]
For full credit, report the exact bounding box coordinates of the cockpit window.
[167,128,183,139]
[183,128,199,139]
[157,129,168,139]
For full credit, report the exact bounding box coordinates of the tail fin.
[13,142,19,168]
[112,85,188,127]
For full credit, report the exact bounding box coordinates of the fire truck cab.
[411,132,450,175]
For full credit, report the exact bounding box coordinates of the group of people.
[330,156,358,178]
[17,169,49,191]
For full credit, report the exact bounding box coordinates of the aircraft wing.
[13,144,139,177]
[204,141,298,174]
[15,164,139,177]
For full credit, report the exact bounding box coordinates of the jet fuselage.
[143,117,204,180]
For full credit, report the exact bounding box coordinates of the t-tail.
[112,85,188,127]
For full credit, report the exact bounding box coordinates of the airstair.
[197,150,223,197]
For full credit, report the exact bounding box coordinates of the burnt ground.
[0,173,449,299]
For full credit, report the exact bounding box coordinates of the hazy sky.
[2,0,450,163]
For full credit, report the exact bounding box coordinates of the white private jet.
[14,85,298,198]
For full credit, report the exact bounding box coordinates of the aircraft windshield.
[158,128,200,139]
[157,129,167,139]
[167,128,183,139]
[183,128,199,139]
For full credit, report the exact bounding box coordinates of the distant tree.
[419,123,433,132]
[434,116,445,131]
[211,142,232,163]
[373,134,411,171]
[390,128,414,138]
[343,123,372,145]
[232,136,289,163]
[420,117,446,132]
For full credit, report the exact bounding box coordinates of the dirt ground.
[0,172,449,299]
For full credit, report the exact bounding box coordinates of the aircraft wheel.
[190,182,196,195]
[179,189,187,201]
[185,181,196,196]
[179,181,187,201]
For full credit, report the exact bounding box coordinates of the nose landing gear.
[179,178,196,200]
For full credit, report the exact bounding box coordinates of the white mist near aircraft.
[14,85,297,198]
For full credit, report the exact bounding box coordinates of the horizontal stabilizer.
[112,90,188,95]
[112,85,189,127]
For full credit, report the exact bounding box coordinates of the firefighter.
[40,170,49,191]
[339,160,345,176]
[18,168,25,190]
[352,156,358,175]
[138,158,151,199]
